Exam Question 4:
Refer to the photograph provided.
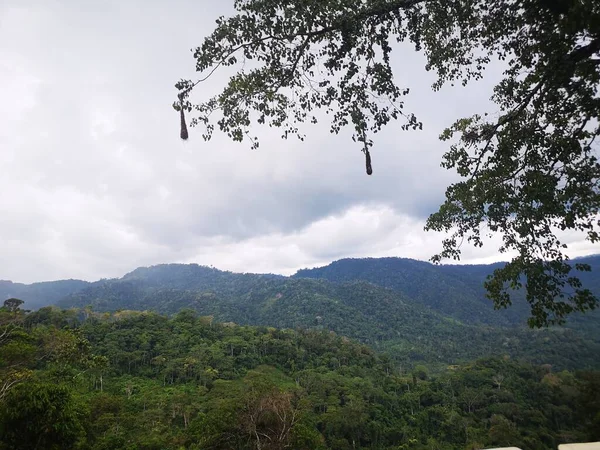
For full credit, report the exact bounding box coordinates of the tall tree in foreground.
[174,0,600,327]
[0,383,85,450]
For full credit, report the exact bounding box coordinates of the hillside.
[295,255,600,326]
[53,265,600,370]
[3,258,599,369]
[7,256,600,329]
[2,306,599,450]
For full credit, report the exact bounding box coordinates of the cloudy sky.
[1,0,598,283]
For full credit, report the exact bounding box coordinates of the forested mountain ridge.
[49,269,600,370]
[294,255,600,326]
[1,305,599,450]
[7,256,599,328]
[4,258,600,369]
[121,263,284,291]
[295,258,527,325]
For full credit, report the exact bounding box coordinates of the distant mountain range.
[0,278,90,310]
[296,255,600,326]
[2,255,600,369]
[4,255,599,326]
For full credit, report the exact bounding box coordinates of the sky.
[1,0,598,283]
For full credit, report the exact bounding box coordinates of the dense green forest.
[295,256,600,327]
[54,278,600,371]
[2,259,599,370]
[6,256,600,328]
[1,303,599,450]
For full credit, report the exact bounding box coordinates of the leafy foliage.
[423,0,600,327]
[0,383,86,450]
[1,308,599,449]
[174,0,424,164]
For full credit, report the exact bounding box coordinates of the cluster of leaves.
[174,0,424,162]
[0,299,97,403]
[1,304,599,449]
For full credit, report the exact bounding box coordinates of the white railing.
[485,444,600,450]
[558,444,600,450]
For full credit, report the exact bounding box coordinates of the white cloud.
[182,204,600,276]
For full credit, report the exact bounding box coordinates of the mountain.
[1,265,282,311]
[294,255,600,326]
[4,257,600,369]
[5,259,599,448]
[53,263,600,370]
[0,279,90,310]
[8,256,600,328]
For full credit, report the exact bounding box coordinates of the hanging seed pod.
[365,149,373,175]
[180,107,189,140]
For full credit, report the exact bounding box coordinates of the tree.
[0,383,86,450]
[2,299,23,313]
[241,389,301,450]
[0,306,33,403]
[174,0,600,327]
[487,414,521,448]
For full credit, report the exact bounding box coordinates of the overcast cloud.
[1,0,598,283]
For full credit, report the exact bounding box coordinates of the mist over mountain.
[0,279,90,310]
